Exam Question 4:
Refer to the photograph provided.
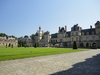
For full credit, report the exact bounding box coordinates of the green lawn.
[0,47,86,61]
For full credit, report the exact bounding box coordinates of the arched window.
[86,43,89,48]
[80,43,84,48]
[92,43,97,49]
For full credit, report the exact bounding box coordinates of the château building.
[1,21,99,48]
[50,21,100,48]
[0,36,18,47]
[34,21,100,48]
[34,26,51,47]
[18,36,33,47]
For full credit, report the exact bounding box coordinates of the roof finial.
[39,26,41,31]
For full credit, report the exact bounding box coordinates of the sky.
[0,0,100,37]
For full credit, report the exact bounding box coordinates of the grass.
[0,47,86,61]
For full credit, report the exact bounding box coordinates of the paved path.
[0,49,100,75]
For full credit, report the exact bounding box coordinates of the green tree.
[30,34,35,47]
[6,44,7,48]
[34,43,39,48]
[30,34,35,40]
[11,44,13,48]
[18,39,22,47]
[34,43,37,48]
[0,33,7,37]
[8,43,11,47]
[18,37,26,47]
[24,35,29,38]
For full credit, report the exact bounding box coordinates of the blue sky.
[0,0,100,37]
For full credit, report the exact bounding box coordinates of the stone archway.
[92,43,97,49]
[80,43,84,48]
[86,43,89,48]
[63,42,68,47]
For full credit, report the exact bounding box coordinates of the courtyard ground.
[0,49,100,75]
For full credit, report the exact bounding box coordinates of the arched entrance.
[80,43,84,48]
[63,42,68,47]
[92,43,97,49]
[86,43,89,48]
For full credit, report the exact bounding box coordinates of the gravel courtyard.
[0,49,100,75]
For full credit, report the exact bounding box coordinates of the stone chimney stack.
[65,26,67,32]
[90,25,92,29]
[59,27,60,32]
[39,26,41,32]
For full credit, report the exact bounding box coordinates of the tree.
[11,44,13,48]
[30,34,35,47]
[18,37,26,47]
[30,34,35,41]
[8,43,11,47]
[0,33,7,37]
[73,41,78,49]
[34,43,37,48]
[9,35,17,39]
[34,43,39,48]
[18,39,22,47]
[6,44,7,48]
[36,42,39,47]
[24,35,29,38]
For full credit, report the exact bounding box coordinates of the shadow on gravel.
[50,54,100,75]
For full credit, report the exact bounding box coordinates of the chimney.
[59,27,60,32]
[90,25,92,29]
[65,26,67,32]
[39,26,41,32]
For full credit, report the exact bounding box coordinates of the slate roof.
[95,21,100,26]
[51,28,96,39]
[81,28,96,35]
[44,31,50,35]
[51,33,57,38]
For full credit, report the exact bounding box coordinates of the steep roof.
[81,28,96,35]
[51,33,57,38]
[44,31,50,35]
[95,21,100,26]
